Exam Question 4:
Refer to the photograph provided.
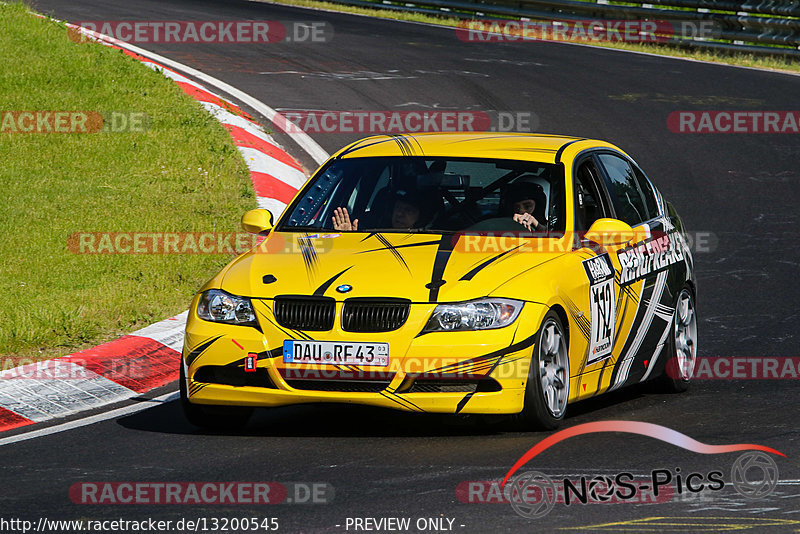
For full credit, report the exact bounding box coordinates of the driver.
[507,181,548,231]
[332,189,432,231]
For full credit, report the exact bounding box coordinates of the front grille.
[285,379,392,393]
[274,295,335,331]
[342,298,410,332]
[193,366,275,388]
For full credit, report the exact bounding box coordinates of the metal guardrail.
[325,0,800,56]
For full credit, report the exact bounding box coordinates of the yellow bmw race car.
[181,132,697,430]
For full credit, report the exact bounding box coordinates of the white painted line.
[0,391,179,447]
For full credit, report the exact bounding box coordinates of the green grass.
[0,2,254,360]
[263,0,800,74]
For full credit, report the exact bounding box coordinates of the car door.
[567,152,637,399]
[592,151,676,390]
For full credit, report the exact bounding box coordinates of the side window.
[632,164,660,220]
[574,159,609,232]
[596,154,649,227]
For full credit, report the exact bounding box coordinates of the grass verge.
[267,0,800,74]
[0,2,254,361]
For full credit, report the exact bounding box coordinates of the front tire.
[515,310,570,430]
[180,362,253,430]
[657,286,698,393]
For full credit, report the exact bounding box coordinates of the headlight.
[197,289,257,326]
[423,298,523,332]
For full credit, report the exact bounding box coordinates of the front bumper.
[182,296,548,415]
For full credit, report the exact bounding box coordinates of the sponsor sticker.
[617,232,685,285]
[582,254,615,364]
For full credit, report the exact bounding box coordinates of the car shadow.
[117,381,671,438]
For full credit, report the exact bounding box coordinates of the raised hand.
[332,207,358,231]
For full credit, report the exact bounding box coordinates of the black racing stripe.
[426,332,537,375]
[455,392,476,414]
[374,233,410,272]
[390,134,423,156]
[313,266,353,296]
[337,137,397,158]
[185,335,224,366]
[618,274,640,303]
[428,234,455,302]
[390,135,408,156]
[444,134,566,145]
[292,330,314,341]
[554,139,586,163]
[595,357,614,398]
[356,239,441,253]
[607,278,654,387]
[613,282,631,346]
[426,353,498,375]
[454,324,524,414]
[459,245,522,281]
[390,134,411,156]
[189,382,207,396]
[575,314,591,340]
[257,306,310,341]
[596,280,637,392]
[561,294,590,341]
[298,233,319,276]
[380,391,424,412]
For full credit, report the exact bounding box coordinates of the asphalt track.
[11,0,800,531]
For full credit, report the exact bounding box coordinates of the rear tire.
[656,286,697,393]
[180,362,253,430]
[513,310,569,430]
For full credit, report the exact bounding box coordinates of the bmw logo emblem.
[336,284,353,293]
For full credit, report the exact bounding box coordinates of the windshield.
[280,156,565,234]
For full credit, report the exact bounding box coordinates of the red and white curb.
[0,18,315,433]
[0,314,186,432]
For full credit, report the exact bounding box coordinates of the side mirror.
[241,209,274,234]
[584,218,637,246]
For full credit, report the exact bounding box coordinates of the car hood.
[220,231,565,302]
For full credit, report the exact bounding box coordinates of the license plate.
[283,340,389,367]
